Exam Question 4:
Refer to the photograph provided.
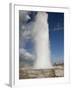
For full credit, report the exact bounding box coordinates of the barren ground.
[19,64,64,79]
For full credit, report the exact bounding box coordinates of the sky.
[48,12,64,64]
[19,11,64,64]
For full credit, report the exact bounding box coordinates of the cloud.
[19,48,35,61]
[19,11,35,48]
[19,22,34,48]
[19,11,31,23]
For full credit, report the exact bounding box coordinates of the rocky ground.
[19,64,64,79]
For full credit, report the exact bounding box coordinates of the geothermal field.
[19,11,64,79]
[19,64,64,79]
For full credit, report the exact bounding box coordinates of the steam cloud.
[19,11,52,69]
[33,12,52,69]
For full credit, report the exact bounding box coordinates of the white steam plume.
[33,12,52,69]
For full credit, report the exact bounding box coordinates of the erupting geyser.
[33,12,52,69]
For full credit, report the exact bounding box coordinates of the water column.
[33,12,52,69]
